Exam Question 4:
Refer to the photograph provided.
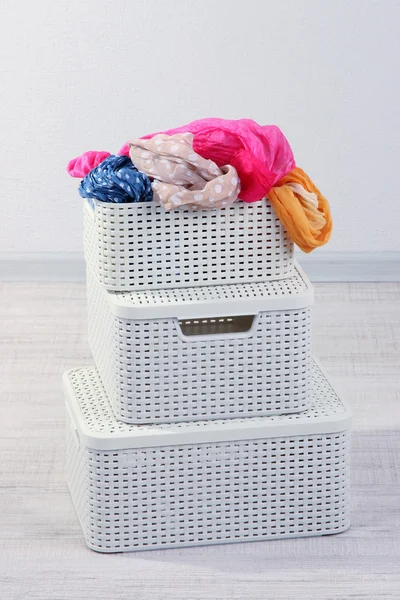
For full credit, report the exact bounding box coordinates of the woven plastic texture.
[66,363,351,552]
[65,361,349,438]
[83,198,294,291]
[112,261,313,319]
[87,269,313,424]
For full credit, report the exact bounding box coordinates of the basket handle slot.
[176,314,257,340]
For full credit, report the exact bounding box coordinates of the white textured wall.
[0,0,399,254]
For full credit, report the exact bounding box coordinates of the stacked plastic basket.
[64,197,352,552]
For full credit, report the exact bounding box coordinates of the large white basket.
[84,198,294,291]
[87,262,314,424]
[65,359,352,553]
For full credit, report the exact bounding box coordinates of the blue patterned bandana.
[79,155,153,206]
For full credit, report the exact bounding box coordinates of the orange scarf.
[267,167,332,253]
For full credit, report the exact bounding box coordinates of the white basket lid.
[103,261,314,319]
[64,358,352,451]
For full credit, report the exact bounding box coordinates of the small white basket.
[83,198,294,291]
[87,262,314,424]
[65,359,352,553]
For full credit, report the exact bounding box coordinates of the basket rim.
[100,261,314,320]
[85,196,271,213]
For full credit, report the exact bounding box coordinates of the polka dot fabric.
[129,133,240,210]
[78,155,153,207]
[134,117,296,203]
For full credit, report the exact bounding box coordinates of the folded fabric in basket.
[67,120,332,252]
[121,118,295,203]
[128,133,240,210]
[78,155,153,206]
[267,167,332,253]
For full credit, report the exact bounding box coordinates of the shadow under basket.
[87,261,314,424]
[65,358,351,553]
[83,197,294,291]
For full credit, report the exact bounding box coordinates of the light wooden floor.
[0,282,399,600]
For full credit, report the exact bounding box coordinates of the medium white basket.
[87,262,314,424]
[65,359,352,553]
[84,198,294,291]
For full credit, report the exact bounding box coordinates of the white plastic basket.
[83,198,294,291]
[65,359,352,553]
[87,262,314,424]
